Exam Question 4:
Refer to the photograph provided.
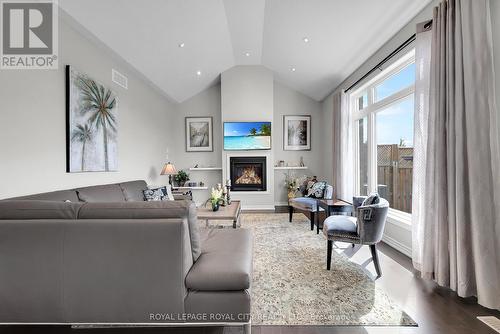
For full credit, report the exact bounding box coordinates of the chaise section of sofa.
[0,182,253,332]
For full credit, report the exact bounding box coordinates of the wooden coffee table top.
[197,200,241,220]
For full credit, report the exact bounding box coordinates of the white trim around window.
[350,49,416,221]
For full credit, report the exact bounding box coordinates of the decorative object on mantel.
[160,162,177,185]
[283,115,311,151]
[300,156,305,167]
[278,160,285,167]
[66,65,118,173]
[185,116,213,152]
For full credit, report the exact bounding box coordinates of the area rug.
[237,212,417,326]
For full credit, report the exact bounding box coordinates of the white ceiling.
[59,0,432,103]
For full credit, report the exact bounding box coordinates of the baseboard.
[382,235,412,258]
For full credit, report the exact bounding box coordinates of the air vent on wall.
[112,69,128,89]
[478,316,500,333]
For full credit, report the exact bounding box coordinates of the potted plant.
[174,170,190,187]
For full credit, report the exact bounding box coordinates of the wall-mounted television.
[223,122,272,150]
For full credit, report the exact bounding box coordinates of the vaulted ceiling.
[59,0,432,103]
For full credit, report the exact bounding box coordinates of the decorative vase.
[288,189,296,200]
[212,202,219,212]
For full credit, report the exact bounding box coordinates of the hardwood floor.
[1,210,498,334]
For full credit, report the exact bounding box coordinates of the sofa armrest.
[186,229,253,291]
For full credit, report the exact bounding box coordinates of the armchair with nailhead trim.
[322,195,389,277]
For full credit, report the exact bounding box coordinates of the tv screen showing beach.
[224,122,271,150]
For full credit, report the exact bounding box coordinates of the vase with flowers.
[284,171,299,200]
[208,187,223,211]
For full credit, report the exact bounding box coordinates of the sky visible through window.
[375,63,415,146]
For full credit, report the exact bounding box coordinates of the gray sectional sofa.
[0,180,253,333]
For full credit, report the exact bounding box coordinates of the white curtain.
[412,23,432,275]
[412,0,500,310]
[332,91,353,201]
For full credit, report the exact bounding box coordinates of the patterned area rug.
[237,212,416,326]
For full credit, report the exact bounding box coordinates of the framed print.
[283,115,311,151]
[185,117,213,152]
[66,65,118,172]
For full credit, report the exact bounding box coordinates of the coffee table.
[197,200,242,228]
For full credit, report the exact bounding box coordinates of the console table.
[197,200,242,229]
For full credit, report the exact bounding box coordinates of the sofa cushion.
[77,200,201,261]
[7,189,80,202]
[119,180,148,201]
[143,186,174,202]
[76,184,126,202]
[186,229,252,291]
[0,200,83,220]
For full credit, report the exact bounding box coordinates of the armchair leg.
[327,240,333,270]
[310,211,315,231]
[370,244,382,278]
[288,206,293,222]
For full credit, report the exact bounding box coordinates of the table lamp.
[161,162,177,186]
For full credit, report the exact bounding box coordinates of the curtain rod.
[344,34,416,93]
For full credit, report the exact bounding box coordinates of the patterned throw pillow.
[362,192,380,206]
[143,186,170,201]
[306,181,327,199]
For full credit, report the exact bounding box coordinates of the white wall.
[0,18,176,199]
[169,85,222,205]
[220,66,275,209]
[273,82,323,205]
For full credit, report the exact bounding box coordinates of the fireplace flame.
[235,166,262,184]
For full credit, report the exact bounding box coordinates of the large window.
[351,50,415,214]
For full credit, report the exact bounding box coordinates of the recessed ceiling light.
[178,42,185,48]
[290,67,296,72]
[244,52,251,57]
[196,70,202,76]
[303,37,309,43]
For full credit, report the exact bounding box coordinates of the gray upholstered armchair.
[322,195,389,277]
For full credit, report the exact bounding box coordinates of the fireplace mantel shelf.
[273,166,308,170]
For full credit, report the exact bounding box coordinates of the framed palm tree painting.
[66,65,118,172]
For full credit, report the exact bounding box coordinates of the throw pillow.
[306,181,327,199]
[143,186,171,201]
[362,192,380,206]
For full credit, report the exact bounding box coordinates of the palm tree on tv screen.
[249,128,257,136]
[77,76,117,171]
[260,123,271,136]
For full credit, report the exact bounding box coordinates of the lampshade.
[160,162,177,175]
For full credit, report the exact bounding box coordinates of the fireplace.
[229,156,267,191]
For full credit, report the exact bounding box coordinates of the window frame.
[350,49,415,222]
